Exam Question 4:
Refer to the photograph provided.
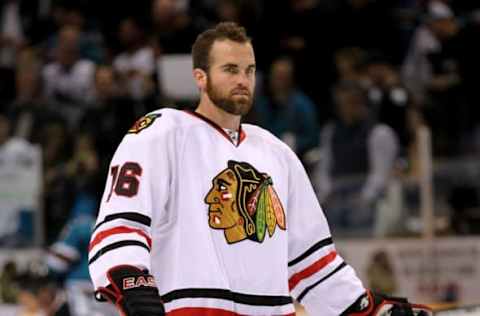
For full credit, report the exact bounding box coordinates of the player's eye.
[219,184,227,191]
[224,66,238,74]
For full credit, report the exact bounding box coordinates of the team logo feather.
[205,160,286,244]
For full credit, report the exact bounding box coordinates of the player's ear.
[193,68,207,90]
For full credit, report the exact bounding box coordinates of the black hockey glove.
[96,265,165,316]
[342,290,432,316]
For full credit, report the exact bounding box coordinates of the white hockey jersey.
[88,108,365,316]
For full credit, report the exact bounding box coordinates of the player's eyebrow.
[221,63,238,69]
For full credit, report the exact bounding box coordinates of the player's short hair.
[192,22,251,72]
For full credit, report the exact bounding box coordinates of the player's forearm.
[88,213,153,290]
[292,257,365,316]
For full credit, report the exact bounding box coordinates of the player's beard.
[206,77,253,116]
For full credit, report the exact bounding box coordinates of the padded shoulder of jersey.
[242,123,295,156]
[122,108,192,140]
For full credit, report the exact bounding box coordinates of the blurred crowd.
[0,0,479,239]
[1,0,480,313]
[1,0,480,241]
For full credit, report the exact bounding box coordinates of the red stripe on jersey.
[89,226,151,252]
[288,251,337,290]
[167,307,295,316]
[184,110,247,146]
[239,128,246,143]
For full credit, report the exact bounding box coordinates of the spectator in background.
[0,113,39,246]
[42,120,74,244]
[46,193,115,316]
[43,133,105,316]
[64,133,100,196]
[7,48,61,144]
[42,25,96,126]
[80,65,136,167]
[151,0,206,55]
[259,0,336,122]
[43,3,105,64]
[331,47,370,121]
[36,281,70,316]
[214,0,261,39]
[315,81,399,236]
[13,264,70,316]
[0,0,25,63]
[253,56,319,163]
[14,272,46,316]
[188,0,261,27]
[1,0,45,49]
[114,17,154,104]
[0,0,27,103]
[403,1,460,96]
[364,53,413,150]
[389,0,423,63]
[215,0,244,23]
[334,47,368,84]
[0,261,18,303]
[0,0,48,83]
[402,0,463,155]
[44,131,101,253]
[366,250,397,295]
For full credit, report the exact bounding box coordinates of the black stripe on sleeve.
[161,288,293,306]
[297,261,347,303]
[93,212,151,233]
[88,240,150,265]
[288,237,333,267]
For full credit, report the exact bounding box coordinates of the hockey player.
[88,22,431,316]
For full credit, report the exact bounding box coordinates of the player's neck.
[196,98,241,131]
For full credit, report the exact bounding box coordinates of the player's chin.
[231,94,251,103]
[231,99,252,115]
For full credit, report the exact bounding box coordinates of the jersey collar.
[185,110,246,147]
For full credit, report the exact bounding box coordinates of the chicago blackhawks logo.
[205,160,286,244]
[128,113,161,134]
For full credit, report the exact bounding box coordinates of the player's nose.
[236,72,251,87]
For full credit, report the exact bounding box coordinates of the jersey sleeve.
[285,149,365,316]
[88,123,172,290]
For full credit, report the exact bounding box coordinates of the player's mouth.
[231,89,250,97]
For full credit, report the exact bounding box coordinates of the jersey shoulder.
[242,123,294,156]
[118,108,207,155]
[124,107,197,139]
